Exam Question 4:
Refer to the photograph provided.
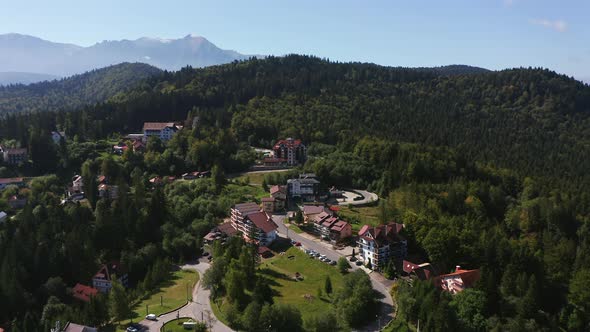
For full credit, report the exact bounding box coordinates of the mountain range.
[0,33,252,84]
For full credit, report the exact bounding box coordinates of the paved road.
[273,215,394,332]
[137,262,233,332]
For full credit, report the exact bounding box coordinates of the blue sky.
[2,0,589,81]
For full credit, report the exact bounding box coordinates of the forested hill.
[3,55,590,190]
[0,62,162,114]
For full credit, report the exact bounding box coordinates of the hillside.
[0,33,253,82]
[1,55,589,190]
[0,62,162,114]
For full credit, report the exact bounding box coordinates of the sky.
[2,0,589,82]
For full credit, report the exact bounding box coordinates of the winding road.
[137,262,232,332]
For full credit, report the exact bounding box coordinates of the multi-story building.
[230,202,278,246]
[142,122,182,142]
[0,147,27,165]
[273,138,306,166]
[92,262,128,293]
[312,212,352,242]
[357,223,407,270]
[0,177,25,191]
[287,174,320,201]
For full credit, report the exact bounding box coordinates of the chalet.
[92,262,128,293]
[132,140,145,152]
[270,185,287,200]
[0,147,27,165]
[72,283,98,303]
[434,266,481,295]
[51,131,66,144]
[287,174,320,201]
[402,260,436,280]
[261,197,278,213]
[302,204,329,222]
[273,138,306,166]
[182,170,211,180]
[357,223,407,270]
[69,175,84,196]
[142,122,182,142]
[230,203,278,246]
[312,212,352,242]
[203,222,239,243]
[0,178,25,191]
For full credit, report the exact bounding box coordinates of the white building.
[230,202,278,246]
[357,223,407,270]
[287,173,320,201]
[142,122,182,142]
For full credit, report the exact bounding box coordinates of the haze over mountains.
[0,33,252,84]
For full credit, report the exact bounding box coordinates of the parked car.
[202,252,210,257]
[294,242,302,246]
[355,261,363,266]
[146,313,157,321]
[126,324,141,332]
[330,260,337,265]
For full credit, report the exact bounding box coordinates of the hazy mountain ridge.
[0,62,162,114]
[0,33,252,83]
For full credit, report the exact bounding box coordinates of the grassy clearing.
[223,183,267,201]
[338,205,382,232]
[133,269,198,318]
[260,246,344,321]
[233,170,291,186]
[286,222,305,234]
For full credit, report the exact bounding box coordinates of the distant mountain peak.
[0,33,253,83]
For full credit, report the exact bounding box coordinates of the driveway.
[273,215,394,331]
[137,261,233,332]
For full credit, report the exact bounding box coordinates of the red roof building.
[72,283,98,302]
[231,203,278,246]
[402,260,435,280]
[434,266,481,294]
[272,138,306,166]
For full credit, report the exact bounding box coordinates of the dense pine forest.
[0,55,589,331]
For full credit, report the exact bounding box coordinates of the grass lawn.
[133,269,198,318]
[223,183,267,201]
[286,222,305,234]
[338,205,382,232]
[259,246,344,321]
[161,317,203,332]
[233,170,291,186]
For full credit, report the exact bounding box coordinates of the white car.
[146,314,157,321]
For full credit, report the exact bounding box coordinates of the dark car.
[355,261,363,266]
[202,252,210,257]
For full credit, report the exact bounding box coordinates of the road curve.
[138,262,233,332]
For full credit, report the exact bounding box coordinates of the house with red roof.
[72,283,98,302]
[357,222,407,270]
[92,262,128,293]
[273,138,306,166]
[434,266,481,294]
[402,260,436,280]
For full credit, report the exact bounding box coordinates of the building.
[69,175,84,195]
[273,138,306,166]
[0,211,7,223]
[132,140,145,152]
[51,131,66,144]
[402,260,436,280]
[61,322,97,332]
[287,174,320,201]
[203,222,239,243]
[357,223,407,270]
[72,283,98,303]
[230,203,278,246]
[142,122,182,142]
[1,147,27,165]
[98,184,118,200]
[182,170,211,180]
[261,197,277,213]
[302,205,329,222]
[112,143,128,155]
[434,266,481,295]
[92,262,128,293]
[312,212,352,242]
[0,177,25,191]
